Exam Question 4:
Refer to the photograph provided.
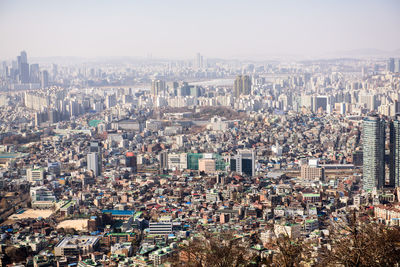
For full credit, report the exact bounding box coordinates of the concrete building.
[301,160,325,181]
[301,165,324,180]
[87,152,100,177]
[390,115,400,187]
[88,141,102,176]
[148,222,173,235]
[363,116,385,191]
[233,75,252,98]
[159,151,168,171]
[149,247,174,266]
[198,158,216,173]
[230,149,255,177]
[151,79,166,97]
[167,153,187,171]
[126,152,137,173]
[274,223,301,239]
[30,186,56,209]
[54,236,100,257]
[27,168,45,183]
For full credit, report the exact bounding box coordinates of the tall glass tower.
[89,141,102,176]
[390,115,400,187]
[363,116,385,191]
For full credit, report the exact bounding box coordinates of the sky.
[0,0,399,60]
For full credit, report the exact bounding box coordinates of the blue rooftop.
[102,210,135,216]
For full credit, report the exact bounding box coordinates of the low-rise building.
[54,236,100,257]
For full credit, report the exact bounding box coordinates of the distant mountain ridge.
[327,48,400,58]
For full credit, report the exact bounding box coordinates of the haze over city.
[1,0,400,60]
[1,1,400,266]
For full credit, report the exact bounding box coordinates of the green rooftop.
[303,193,320,197]
[89,120,103,127]
[106,232,135,236]
[61,200,75,209]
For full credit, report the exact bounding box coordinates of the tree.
[172,232,249,267]
[5,246,30,263]
[319,213,400,267]
[0,198,8,209]
[271,235,308,267]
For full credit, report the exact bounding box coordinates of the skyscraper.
[395,59,400,73]
[69,100,80,117]
[359,93,377,111]
[105,94,117,109]
[387,58,395,73]
[52,64,58,79]
[233,75,252,98]
[30,64,40,83]
[151,79,166,96]
[20,51,27,64]
[159,151,168,171]
[87,152,100,177]
[89,141,102,176]
[195,53,204,69]
[126,152,137,173]
[41,70,49,88]
[20,63,30,83]
[230,149,256,177]
[363,116,385,191]
[17,51,30,83]
[313,96,329,113]
[390,115,400,187]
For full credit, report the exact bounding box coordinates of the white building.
[167,153,187,171]
[27,168,45,183]
[55,236,100,256]
[30,186,56,208]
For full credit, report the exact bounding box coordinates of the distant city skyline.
[0,0,400,60]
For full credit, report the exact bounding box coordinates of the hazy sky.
[0,0,399,60]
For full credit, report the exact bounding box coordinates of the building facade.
[363,116,386,191]
[390,115,400,187]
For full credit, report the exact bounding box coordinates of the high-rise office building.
[87,152,100,177]
[167,81,179,96]
[19,51,27,64]
[390,115,400,187]
[1,61,8,78]
[105,94,117,109]
[48,109,60,124]
[387,58,395,73]
[395,59,400,73]
[230,149,255,177]
[363,116,385,191]
[17,51,30,83]
[187,153,203,170]
[301,159,325,181]
[233,75,252,98]
[52,64,58,79]
[30,64,40,83]
[159,151,168,171]
[10,60,18,81]
[89,141,102,176]
[90,141,102,153]
[195,53,204,69]
[69,100,80,117]
[20,63,30,83]
[126,152,137,173]
[359,93,377,111]
[151,79,166,96]
[313,96,329,113]
[41,70,49,88]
